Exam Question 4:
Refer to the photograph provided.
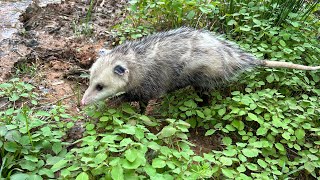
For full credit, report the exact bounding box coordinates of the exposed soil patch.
[4,0,128,112]
[189,127,224,154]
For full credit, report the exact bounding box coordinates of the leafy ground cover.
[1,0,320,179]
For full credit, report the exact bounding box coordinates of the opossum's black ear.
[114,65,128,76]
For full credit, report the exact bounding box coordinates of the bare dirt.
[1,0,127,112]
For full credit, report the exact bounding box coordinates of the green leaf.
[256,127,268,135]
[223,149,237,157]
[205,129,216,136]
[111,164,124,180]
[242,148,259,157]
[295,129,305,140]
[272,116,282,127]
[10,173,30,180]
[38,168,54,178]
[86,124,95,131]
[307,154,318,161]
[0,126,8,136]
[237,165,246,173]
[46,156,63,165]
[10,93,20,101]
[52,142,62,155]
[282,132,290,140]
[120,138,133,146]
[27,174,43,180]
[257,159,268,168]
[4,141,18,152]
[122,155,145,169]
[94,153,107,164]
[144,164,157,177]
[248,113,258,121]
[158,126,176,138]
[186,10,195,20]
[0,83,13,88]
[304,162,315,173]
[184,100,195,107]
[227,19,237,26]
[20,160,37,171]
[221,168,234,178]
[196,110,205,118]
[193,156,203,162]
[5,130,21,142]
[122,106,136,114]
[222,137,232,145]
[266,74,274,83]
[293,144,301,150]
[275,143,285,152]
[152,158,166,168]
[253,18,261,26]
[75,172,89,180]
[35,110,51,116]
[290,21,299,27]
[41,126,52,137]
[51,159,68,172]
[99,116,109,122]
[240,25,251,32]
[119,126,136,135]
[218,108,226,116]
[231,120,244,130]
[25,155,38,162]
[220,157,233,166]
[246,163,258,171]
[279,40,286,47]
[125,149,137,162]
[148,141,160,150]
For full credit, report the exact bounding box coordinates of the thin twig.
[0,100,10,109]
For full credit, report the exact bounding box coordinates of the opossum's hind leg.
[194,86,211,107]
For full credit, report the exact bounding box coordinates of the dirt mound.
[0,0,127,113]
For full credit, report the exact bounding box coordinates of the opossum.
[81,27,320,109]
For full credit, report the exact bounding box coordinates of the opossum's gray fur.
[81,27,320,106]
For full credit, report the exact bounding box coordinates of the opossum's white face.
[81,56,129,105]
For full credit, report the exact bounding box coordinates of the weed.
[14,62,38,77]
[72,0,95,36]
[0,79,75,179]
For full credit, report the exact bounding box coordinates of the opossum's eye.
[114,65,127,76]
[96,84,104,91]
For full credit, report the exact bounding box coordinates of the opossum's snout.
[81,64,130,106]
[81,83,105,106]
[81,81,115,106]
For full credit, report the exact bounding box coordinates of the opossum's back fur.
[105,27,263,101]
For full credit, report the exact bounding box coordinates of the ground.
[0,0,219,155]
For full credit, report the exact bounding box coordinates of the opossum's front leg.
[107,94,127,107]
[108,93,148,114]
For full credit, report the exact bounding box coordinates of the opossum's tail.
[261,60,320,71]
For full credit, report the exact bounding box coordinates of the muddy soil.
[1,0,127,110]
[0,0,220,155]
